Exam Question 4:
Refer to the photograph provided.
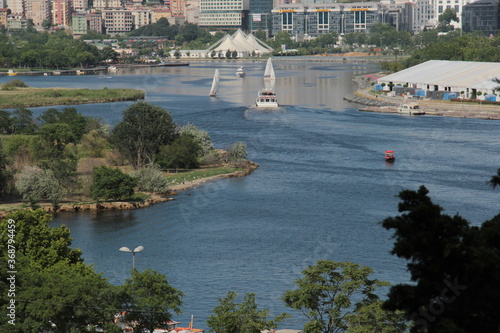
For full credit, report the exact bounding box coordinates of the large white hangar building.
[378,60,500,100]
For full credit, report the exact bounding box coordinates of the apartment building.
[88,11,103,33]
[72,11,87,34]
[129,7,152,28]
[72,0,88,11]
[0,8,10,29]
[6,0,24,15]
[102,8,134,34]
[25,0,51,28]
[93,0,123,10]
[52,0,72,27]
[199,0,250,29]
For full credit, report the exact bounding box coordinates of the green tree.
[0,110,13,134]
[157,133,200,170]
[17,261,119,333]
[111,102,177,168]
[381,184,500,332]
[122,269,183,333]
[11,108,37,134]
[130,165,169,193]
[0,209,82,268]
[0,140,10,196]
[178,123,213,157]
[0,210,118,333]
[438,8,459,27]
[15,166,63,207]
[38,123,74,152]
[207,291,289,333]
[91,166,137,201]
[345,300,409,333]
[282,260,389,333]
[229,141,247,161]
[38,107,89,142]
[490,168,500,188]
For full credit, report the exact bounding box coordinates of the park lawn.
[0,87,145,108]
[164,166,242,185]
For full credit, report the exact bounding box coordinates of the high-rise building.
[0,8,10,29]
[25,0,51,28]
[462,0,500,36]
[199,0,249,30]
[52,0,72,27]
[72,0,88,11]
[6,0,24,15]
[102,8,134,34]
[249,0,272,34]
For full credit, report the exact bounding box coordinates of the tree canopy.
[282,260,389,333]
[207,291,289,333]
[381,183,500,332]
[111,102,177,168]
[121,268,184,333]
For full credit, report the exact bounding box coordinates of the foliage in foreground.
[382,183,500,332]
[283,260,390,333]
[121,269,184,333]
[207,291,289,333]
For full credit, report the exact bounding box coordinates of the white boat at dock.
[397,102,425,115]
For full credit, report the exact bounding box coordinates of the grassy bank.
[0,87,145,108]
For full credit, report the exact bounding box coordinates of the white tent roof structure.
[207,29,273,54]
[378,60,500,91]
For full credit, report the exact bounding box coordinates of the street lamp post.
[119,246,144,269]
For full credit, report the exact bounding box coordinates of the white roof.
[378,60,500,90]
[207,29,273,54]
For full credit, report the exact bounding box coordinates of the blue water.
[4,60,499,329]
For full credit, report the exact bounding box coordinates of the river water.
[3,59,499,329]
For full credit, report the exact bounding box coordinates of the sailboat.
[263,58,275,79]
[256,58,279,108]
[209,69,219,97]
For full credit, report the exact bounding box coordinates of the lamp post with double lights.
[119,245,144,270]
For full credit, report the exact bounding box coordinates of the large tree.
[0,210,119,333]
[111,102,177,167]
[207,291,289,333]
[381,184,500,332]
[282,260,389,333]
[121,269,184,333]
[91,166,137,201]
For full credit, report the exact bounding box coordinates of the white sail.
[209,69,219,97]
[263,58,275,79]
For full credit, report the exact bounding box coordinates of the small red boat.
[385,150,395,162]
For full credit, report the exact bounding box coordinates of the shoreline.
[346,86,500,120]
[0,161,259,219]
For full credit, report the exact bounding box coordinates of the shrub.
[229,141,247,161]
[15,166,63,208]
[2,79,29,90]
[157,134,200,170]
[130,166,169,193]
[178,123,213,157]
[90,166,137,201]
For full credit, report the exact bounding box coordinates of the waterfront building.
[25,0,51,28]
[102,8,134,34]
[462,0,500,36]
[52,0,72,27]
[199,0,249,30]
[272,2,386,38]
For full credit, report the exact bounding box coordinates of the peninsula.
[0,82,144,108]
